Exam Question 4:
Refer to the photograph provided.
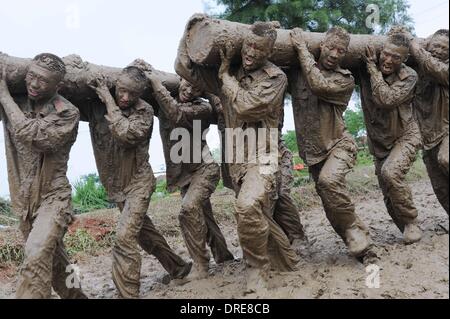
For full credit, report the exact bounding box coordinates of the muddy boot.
[244,266,270,295]
[403,223,423,245]
[345,225,371,257]
[187,263,210,280]
[291,237,310,257]
[172,261,193,280]
[360,245,381,266]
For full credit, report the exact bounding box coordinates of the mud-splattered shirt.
[176,47,287,189]
[0,95,79,220]
[152,86,217,191]
[288,45,355,166]
[78,99,154,203]
[413,48,449,150]
[358,64,419,159]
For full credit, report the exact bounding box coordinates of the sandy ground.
[0,175,448,299]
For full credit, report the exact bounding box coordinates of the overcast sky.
[0,0,449,197]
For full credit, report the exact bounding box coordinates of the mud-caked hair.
[386,26,411,49]
[432,29,449,39]
[122,66,147,84]
[250,22,277,47]
[121,66,147,92]
[387,33,410,49]
[32,53,66,78]
[326,26,350,47]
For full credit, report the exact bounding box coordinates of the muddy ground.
[0,163,448,299]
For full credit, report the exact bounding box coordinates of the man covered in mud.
[141,67,234,279]
[176,16,299,292]
[207,94,307,250]
[0,54,87,299]
[359,30,422,244]
[288,27,372,258]
[86,66,192,299]
[406,29,448,214]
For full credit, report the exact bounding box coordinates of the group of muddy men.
[0,14,448,298]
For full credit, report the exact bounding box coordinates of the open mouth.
[27,88,40,97]
[326,59,337,67]
[243,56,254,67]
[382,64,392,73]
[180,93,189,102]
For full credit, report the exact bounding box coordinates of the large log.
[0,52,180,111]
[184,15,425,69]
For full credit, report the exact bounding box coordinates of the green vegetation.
[64,228,115,258]
[0,241,24,265]
[344,103,366,140]
[0,197,17,226]
[283,130,299,154]
[210,0,413,34]
[152,179,171,200]
[72,174,109,214]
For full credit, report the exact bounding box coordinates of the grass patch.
[152,179,171,201]
[0,198,18,226]
[0,242,24,265]
[72,174,110,214]
[64,228,115,257]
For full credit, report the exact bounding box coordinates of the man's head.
[379,32,410,76]
[427,29,449,62]
[116,66,147,109]
[241,22,277,72]
[26,53,66,102]
[319,27,350,70]
[179,79,202,103]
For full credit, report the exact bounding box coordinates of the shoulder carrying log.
[184,15,424,69]
[0,52,180,110]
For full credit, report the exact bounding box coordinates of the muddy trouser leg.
[423,136,449,214]
[274,193,306,243]
[235,167,271,272]
[112,194,149,299]
[235,166,298,272]
[52,240,88,299]
[138,215,189,278]
[309,144,367,241]
[16,199,76,299]
[273,143,306,242]
[179,165,224,267]
[374,139,420,232]
[202,199,235,264]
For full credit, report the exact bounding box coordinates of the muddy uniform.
[275,139,306,243]
[207,94,306,244]
[358,64,421,231]
[177,43,299,273]
[413,48,449,214]
[152,86,234,267]
[0,95,86,299]
[288,44,368,241]
[78,100,190,299]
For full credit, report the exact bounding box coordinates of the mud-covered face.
[241,36,272,72]
[379,42,409,76]
[427,35,449,61]
[179,80,202,103]
[319,36,348,70]
[115,75,144,109]
[25,64,62,102]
